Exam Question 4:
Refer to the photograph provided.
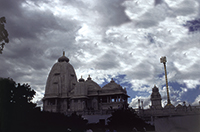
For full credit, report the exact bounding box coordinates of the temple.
[43,52,129,123]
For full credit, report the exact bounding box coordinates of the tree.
[107,108,154,132]
[0,78,15,132]
[0,78,36,132]
[27,111,88,132]
[67,112,88,132]
[0,17,9,54]
[12,83,36,110]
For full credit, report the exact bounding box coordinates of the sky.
[0,0,200,109]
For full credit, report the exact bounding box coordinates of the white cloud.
[183,80,200,89]
[129,95,151,109]
[192,95,200,105]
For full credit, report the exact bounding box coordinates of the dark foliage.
[24,111,88,132]
[107,108,154,132]
[0,78,36,132]
[0,78,154,132]
[0,78,88,132]
[0,17,9,54]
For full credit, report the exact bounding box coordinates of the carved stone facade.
[43,53,129,116]
[150,85,162,109]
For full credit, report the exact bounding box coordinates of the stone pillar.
[138,99,141,109]
[141,101,143,109]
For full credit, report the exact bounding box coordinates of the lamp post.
[160,56,171,105]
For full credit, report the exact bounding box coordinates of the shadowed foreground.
[0,78,154,132]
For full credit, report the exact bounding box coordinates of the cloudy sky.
[1,0,200,108]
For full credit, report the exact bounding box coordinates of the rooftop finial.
[87,75,91,80]
[79,75,85,82]
[58,51,69,62]
[111,78,115,83]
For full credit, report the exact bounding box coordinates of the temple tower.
[43,52,77,113]
[150,85,162,109]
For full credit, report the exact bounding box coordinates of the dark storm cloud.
[131,63,154,79]
[61,0,86,8]
[154,0,163,6]
[0,0,24,17]
[0,0,77,40]
[184,18,200,32]
[0,0,79,88]
[96,0,131,27]
[0,55,32,79]
[94,51,120,70]
[135,4,169,29]
[173,63,200,80]
[172,0,197,16]
[2,39,49,69]
[7,11,66,39]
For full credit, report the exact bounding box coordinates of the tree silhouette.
[0,78,89,132]
[67,112,88,132]
[27,111,88,132]
[0,78,36,132]
[0,78,15,132]
[107,108,154,132]
[0,17,9,54]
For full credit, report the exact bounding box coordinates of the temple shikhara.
[43,52,129,122]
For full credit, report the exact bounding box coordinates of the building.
[138,85,200,132]
[43,52,129,122]
[136,56,200,131]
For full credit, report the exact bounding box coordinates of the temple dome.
[58,56,69,62]
[85,75,101,90]
[58,51,69,62]
[101,78,128,96]
[102,78,122,90]
[44,53,77,98]
[79,76,85,82]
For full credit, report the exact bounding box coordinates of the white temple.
[43,52,129,123]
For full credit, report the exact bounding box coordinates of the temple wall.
[154,114,200,132]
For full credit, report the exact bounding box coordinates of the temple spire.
[58,51,69,62]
